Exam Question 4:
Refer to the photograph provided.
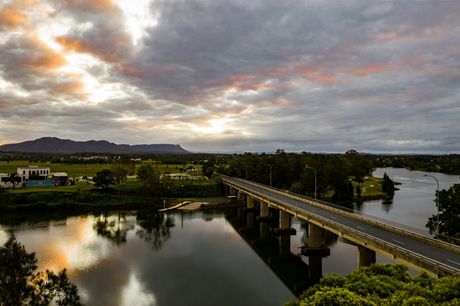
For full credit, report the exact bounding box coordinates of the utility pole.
[424,174,440,237]
[264,164,272,187]
[305,165,317,200]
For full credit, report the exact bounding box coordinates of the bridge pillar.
[358,246,376,268]
[247,195,254,209]
[259,202,270,239]
[280,210,290,229]
[260,202,269,218]
[300,223,330,284]
[278,211,292,256]
[308,223,323,248]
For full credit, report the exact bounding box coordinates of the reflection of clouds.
[0,228,8,245]
[120,273,156,306]
[14,216,113,273]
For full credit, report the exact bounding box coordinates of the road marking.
[392,239,406,245]
[447,259,460,266]
[356,226,366,231]
[329,216,337,220]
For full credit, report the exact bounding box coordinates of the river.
[0,168,458,305]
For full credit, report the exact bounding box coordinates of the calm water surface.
[355,167,459,231]
[0,211,295,306]
[1,168,458,305]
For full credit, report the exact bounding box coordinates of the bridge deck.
[223,177,460,276]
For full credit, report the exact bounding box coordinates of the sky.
[0,0,459,153]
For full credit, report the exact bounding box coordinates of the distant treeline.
[207,150,374,203]
[0,152,232,165]
[371,154,460,175]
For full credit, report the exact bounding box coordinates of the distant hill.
[0,137,189,154]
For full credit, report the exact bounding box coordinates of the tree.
[137,164,161,196]
[427,183,460,238]
[0,236,82,306]
[111,164,130,184]
[93,169,115,190]
[202,160,216,178]
[286,264,460,306]
[381,172,395,196]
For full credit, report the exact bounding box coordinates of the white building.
[17,166,51,182]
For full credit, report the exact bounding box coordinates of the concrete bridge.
[222,176,460,277]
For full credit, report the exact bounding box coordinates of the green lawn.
[0,161,203,178]
[8,181,93,193]
[0,161,110,177]
[356,176,385,198]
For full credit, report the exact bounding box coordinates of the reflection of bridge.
[226,206,312,295]
[222,176,460,277]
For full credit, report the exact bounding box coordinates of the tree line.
[212,150,375,203]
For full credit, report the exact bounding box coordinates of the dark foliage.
[0,236,82,306]
[427,183,460,238]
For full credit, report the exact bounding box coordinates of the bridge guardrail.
[222,176,460,256]
[223,177,460,276]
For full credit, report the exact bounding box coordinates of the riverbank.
[0,178,223,211]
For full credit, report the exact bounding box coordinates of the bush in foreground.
[286,264,459,306]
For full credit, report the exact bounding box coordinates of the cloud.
[0,0,459,153]
[0,6,27,28]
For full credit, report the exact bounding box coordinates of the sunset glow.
[1,0,459,152]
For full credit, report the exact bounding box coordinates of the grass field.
[0,161,202,177]
[356,176,385,198]
[7,181,94,193]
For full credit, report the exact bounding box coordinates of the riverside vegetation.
[1,150,399,210]
[0,162,222,211]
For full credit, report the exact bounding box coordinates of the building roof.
[17,166,50,170]
[52,172,68,177]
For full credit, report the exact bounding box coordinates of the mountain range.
[0,137,189,154]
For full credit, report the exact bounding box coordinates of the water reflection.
[120,273,157,306]
[93,212,134,245]
[0,209,295,306]
[136,211,175,250]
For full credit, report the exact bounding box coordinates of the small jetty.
[158,201,190,212]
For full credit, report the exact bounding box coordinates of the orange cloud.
[217,74,277,91]
[56,35,131,63]
[348,64,389,76]
[50,80,87,97]
[310,75,337,84]
[63,0,119,13]
[297,66,319,76]
[0,7,27,28]
[23,53,67,71]
[14,34,68,73]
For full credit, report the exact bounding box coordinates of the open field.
[355,176,386,198]
[0,161,110,177]
[7,181,94,193]
[0,161,202,177]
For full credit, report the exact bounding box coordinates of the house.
[17,166,51,182]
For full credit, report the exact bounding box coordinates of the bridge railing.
[222,176,460,255]
[232,177,431,236]
[223,177,460,277]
